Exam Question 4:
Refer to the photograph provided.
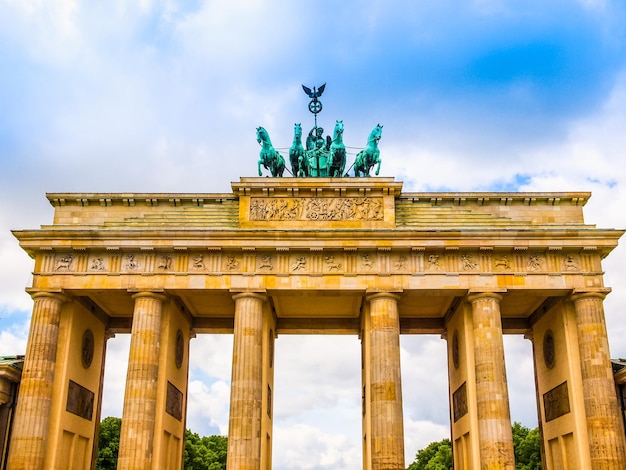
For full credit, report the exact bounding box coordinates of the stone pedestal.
[572,292,626,468]
[468,292,515,469]
[6,291,66,470]
[118,292,167,470]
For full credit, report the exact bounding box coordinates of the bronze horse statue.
[353,124,382,177]
[328,120,346,177]
[257,126,285,177]
[289,123,307,177]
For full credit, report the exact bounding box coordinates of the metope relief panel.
[189,254,206,271]
[156,254,174,272]
[459,253,478,272]
[426,253,443,272]
[223,254,242,273]
[55,253,75,272]
[392,254,410,273]
[122,254,142,273]
[257,254,274,272]
[493,254,513,271]
[89,256,107,272]
[359,252,376,273]
[323,254,344,273]
[526,253,545,272]
[290,254,308,273]
[562,254,580,272]
[249,197,384,221]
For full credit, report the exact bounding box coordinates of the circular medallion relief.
[543,329,555,369]
[81,329,95,369]
[175,330,184,369]
[452,330,460,369]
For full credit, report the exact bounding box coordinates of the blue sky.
[1,1,626,468]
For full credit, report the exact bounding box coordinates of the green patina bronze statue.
[256,126,285,177]
[256,83,382,178]
[328,120,346,177]
[353,124,383,177]
[289,123,306,177]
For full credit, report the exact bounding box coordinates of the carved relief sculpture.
[90,257,105,271]
[461,254,477,271]
[158,255,172,270]
[258,255,273,270]
[361,253,374,270]
[428,254,441,271]
[394,255,408,271]
[250,197,384,222]
[56,254,73,271]
[527,255,542,271]
[494,256,511,270]
[226,256,240,271]
[192,254,205,270]
[324,256,342,271]
[563,254,579,271]
[126,254,139,271]
[291,256,307,272]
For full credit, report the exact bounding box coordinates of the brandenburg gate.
[6,177,626,469]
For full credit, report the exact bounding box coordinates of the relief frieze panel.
[38,249,600,278]
[257,255,274,271]
[493,255,512,271]
[249,197,384,221]
[55,254,75,272]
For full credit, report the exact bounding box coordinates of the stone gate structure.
[6,177,626,469]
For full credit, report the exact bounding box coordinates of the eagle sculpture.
[302,83,326,100]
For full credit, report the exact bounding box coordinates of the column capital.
[26,288,68,303]
[365,291,402,303]
[570,288,611,302]
[231,290,267,302]
[129,291,168,302]
[466,290,505,303]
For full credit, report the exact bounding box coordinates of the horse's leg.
[375,158,381,176]
[258,159,263,176]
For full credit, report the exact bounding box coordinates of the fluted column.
[6,291,66,470]
[118,292,167,470]
[367,293,404,470]
[227,292,266,470]
[572,291,626,469]
[468,292,514,470]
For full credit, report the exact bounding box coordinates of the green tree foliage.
[95,417,121,470]
[183,430,228,470]
[406,438,453,470]
[512,422,542,470]
[95,418,227,470]
[407,423,542,470]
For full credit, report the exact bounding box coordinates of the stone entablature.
[14,178,620,298]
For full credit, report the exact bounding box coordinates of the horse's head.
[294,123,302,138]
[369,124,383,144]
[333,120,344,138]
[256,126,269,145]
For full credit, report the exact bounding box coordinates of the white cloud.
[186,379,230,436]
[100,335,130,419]
[188,335,233,382]
[273,423,361,470]
[0,320,29,355]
